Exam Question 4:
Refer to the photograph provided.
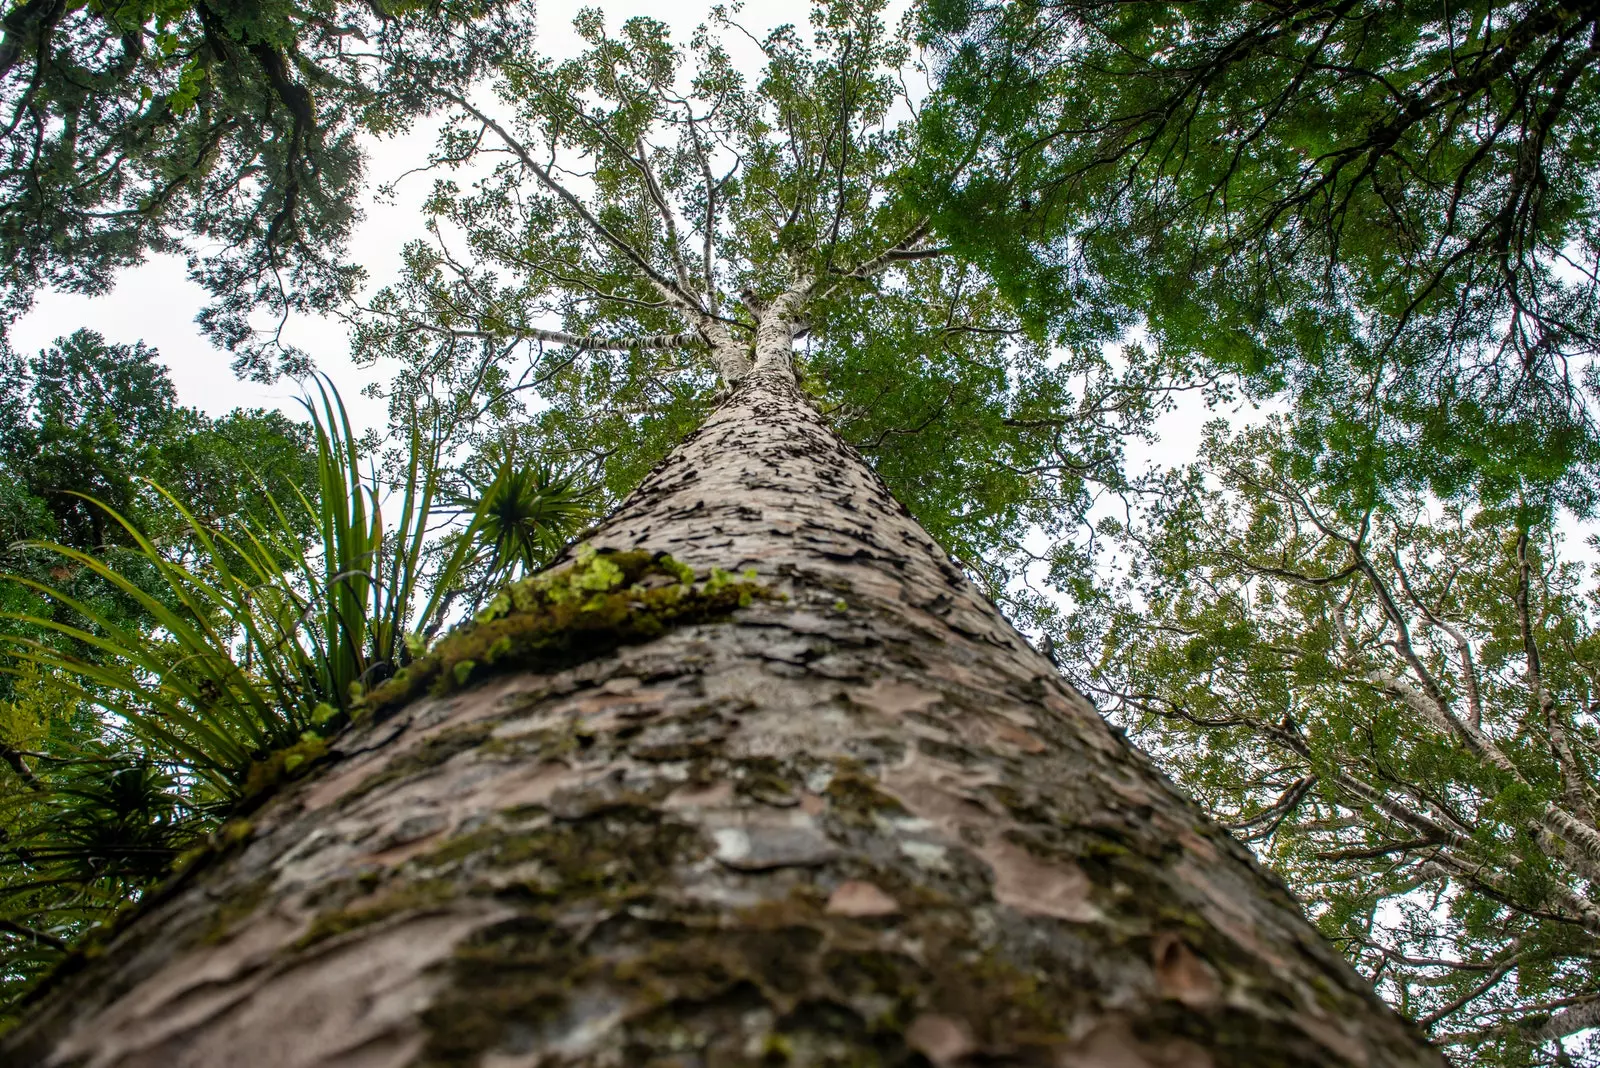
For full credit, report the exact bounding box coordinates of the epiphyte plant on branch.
[452,440,596,593]
[353,0,1183,632]
[0,377,593,1014]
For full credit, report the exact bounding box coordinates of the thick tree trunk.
[3,377,1439,1067]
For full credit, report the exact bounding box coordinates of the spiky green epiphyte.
[1,379,480,793]
[452,445,596,588]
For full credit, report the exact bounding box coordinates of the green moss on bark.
[363,548,775,720]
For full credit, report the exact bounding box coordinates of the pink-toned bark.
[3,376,1440,1068]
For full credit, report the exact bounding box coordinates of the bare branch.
[366,307,703,353]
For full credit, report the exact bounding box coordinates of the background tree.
[0,329,318,681]
[1093,419,1600,1066]
[917,0,1600,513]
[0,330,318,551]
[0,329,318,1013]
[0,0,535,378]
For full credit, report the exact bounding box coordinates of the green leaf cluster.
[0,371,592,1019]
[1095,418,1600,1064]
[0,0,537,378]
[918,0,1600,513]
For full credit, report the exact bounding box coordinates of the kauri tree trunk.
[2,378,1440,1067]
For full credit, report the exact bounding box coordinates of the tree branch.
[435,90,703,314]
[1517,528,1596,824]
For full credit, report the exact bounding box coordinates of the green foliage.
[352,0,1183,632]
[0,0,536,378]
[0,660,200,1022]
[4,380,477,789]
[1094,419,1600,1064]
[919,0,1600,513]
[453,441,596,591]
[0,368,596,1016]
[0,330,320,710]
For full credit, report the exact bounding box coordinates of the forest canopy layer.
[1,0,1599,1064]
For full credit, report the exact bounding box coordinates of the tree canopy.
[0,0,533,379]
[918,0,1600,512]
[352,0,1181,630]
[1091,420,1600,1064]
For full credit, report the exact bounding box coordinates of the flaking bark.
[2,376,1441,1068]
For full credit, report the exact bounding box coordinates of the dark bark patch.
[293,878,459,950]
[419,807,705,900]
[343,721,497,803]
[823,768,911,827]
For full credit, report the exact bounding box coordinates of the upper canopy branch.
[364,306,703,353]
[814,219,946,299]
[434,89,708,318]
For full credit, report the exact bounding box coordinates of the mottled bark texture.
[2,377,1440,1068]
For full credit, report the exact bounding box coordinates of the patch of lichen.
[363,548,774,720]
[200,873,274,945]
[735,756,802,807]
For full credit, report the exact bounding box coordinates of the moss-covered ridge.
[363,547,774,719]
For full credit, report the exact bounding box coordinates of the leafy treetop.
[355,0,1189,627]
[918,0,1600,514]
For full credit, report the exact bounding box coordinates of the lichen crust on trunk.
[1,379,1441,1068]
